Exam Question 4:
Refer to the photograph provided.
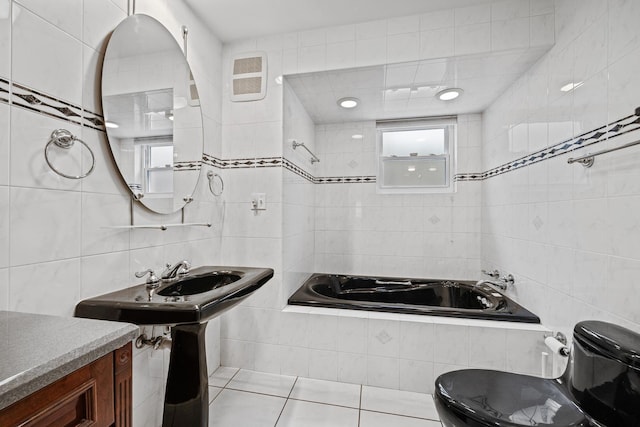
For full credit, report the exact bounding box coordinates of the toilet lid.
[435,369,590,426]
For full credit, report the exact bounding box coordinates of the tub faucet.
[475,279,507,291]
[161,260,191,281]
[474,274,514,292]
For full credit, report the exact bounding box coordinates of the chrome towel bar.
[291,139,320,164]
[567,137,640,168]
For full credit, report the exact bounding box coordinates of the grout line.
[357,384,363,426]
[207,384,224,404]
[208,371,443,424]
[224,386,293,400]
[223,367,242,387]
[359,408,441,422]
[285,397,360,411]
[273,376,298,426]
[209,366,241,390]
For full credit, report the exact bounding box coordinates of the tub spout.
[474,279,507,291]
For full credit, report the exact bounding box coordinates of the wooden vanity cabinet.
[0,342,132,427]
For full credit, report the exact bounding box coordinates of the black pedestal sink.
[75,265,274,427]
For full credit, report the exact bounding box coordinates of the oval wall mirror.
[102,14,203,214]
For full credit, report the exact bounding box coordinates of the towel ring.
[44,129,95,179]
[207,171,223,196]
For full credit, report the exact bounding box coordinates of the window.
[145,144,174,194]
[133,140,174,195]
[377,117,456,193]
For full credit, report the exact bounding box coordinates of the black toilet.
[434,320,640,426]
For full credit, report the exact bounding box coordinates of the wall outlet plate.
[251,193,266,211]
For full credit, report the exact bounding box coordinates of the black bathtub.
[288,274,540,323]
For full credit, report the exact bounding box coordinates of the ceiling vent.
[230,52,267,102]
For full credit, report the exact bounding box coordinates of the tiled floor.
[208,367,443,427]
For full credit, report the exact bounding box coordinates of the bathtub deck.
[208,367,443,427]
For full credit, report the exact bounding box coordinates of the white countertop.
[0,311,138,410]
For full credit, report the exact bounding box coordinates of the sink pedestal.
[162,322,209,427]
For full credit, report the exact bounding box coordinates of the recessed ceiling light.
[338,97,359,109]
[436,88,463,101]
[105,121,119,129]
[428,167,438,172]
[407,166,416,172]
[351,134,363,139]
[560,81,584,92]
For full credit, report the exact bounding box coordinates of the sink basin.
[75,266,273,325]
[158,271,242,297]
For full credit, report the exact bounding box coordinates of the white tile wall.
[312,116,482,279]
[222,308,549,393]
[15,0,83,40]
[0,0,10,79]
[1,0,224,423]
[11,6,80,104]
[482,0,640,338]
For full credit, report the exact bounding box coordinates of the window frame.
[376,117,457,194]
[141,141,174,195]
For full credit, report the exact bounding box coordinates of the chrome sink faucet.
[161,260,191,281]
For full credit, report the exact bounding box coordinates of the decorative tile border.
[277,110,640,185]
[283,158,315,183]
[82,109,106,131]
[0,77,108,131]
[202,154,283,169]
[9,75,636,184]
[207,153,495,185]
[174,160,201,171]
[0,78,9,105]
[454,173,484,182]
[480,111,640,180]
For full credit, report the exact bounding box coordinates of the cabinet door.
[0,352,115,427]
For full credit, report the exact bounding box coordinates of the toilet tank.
[568,321,640,426]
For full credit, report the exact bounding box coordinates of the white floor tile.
[208,389,286,427]
[359,410,442,427]
[276,400,359,427]
[209,366,239,387]
[361,386,439,420]
[289,377,361,408]
[209,386,223,403]
[227,369,297,397]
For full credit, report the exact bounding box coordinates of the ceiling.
[285,47,549,124]
[184,0,495,42]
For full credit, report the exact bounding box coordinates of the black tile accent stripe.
[283,158,315,183]
[202,154,284,170]
[0,78,108,132]
[478,111,640,180]
[12,82,84,126]
[0,78,9,105]
[454,173,484,182]
[7,75,637,184]
[82,109,106,131]
[174,160,202,172]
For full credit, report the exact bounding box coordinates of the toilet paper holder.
[545,331,570,357]
[546,331,567,345]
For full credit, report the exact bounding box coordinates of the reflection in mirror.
[102,14,203,214]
